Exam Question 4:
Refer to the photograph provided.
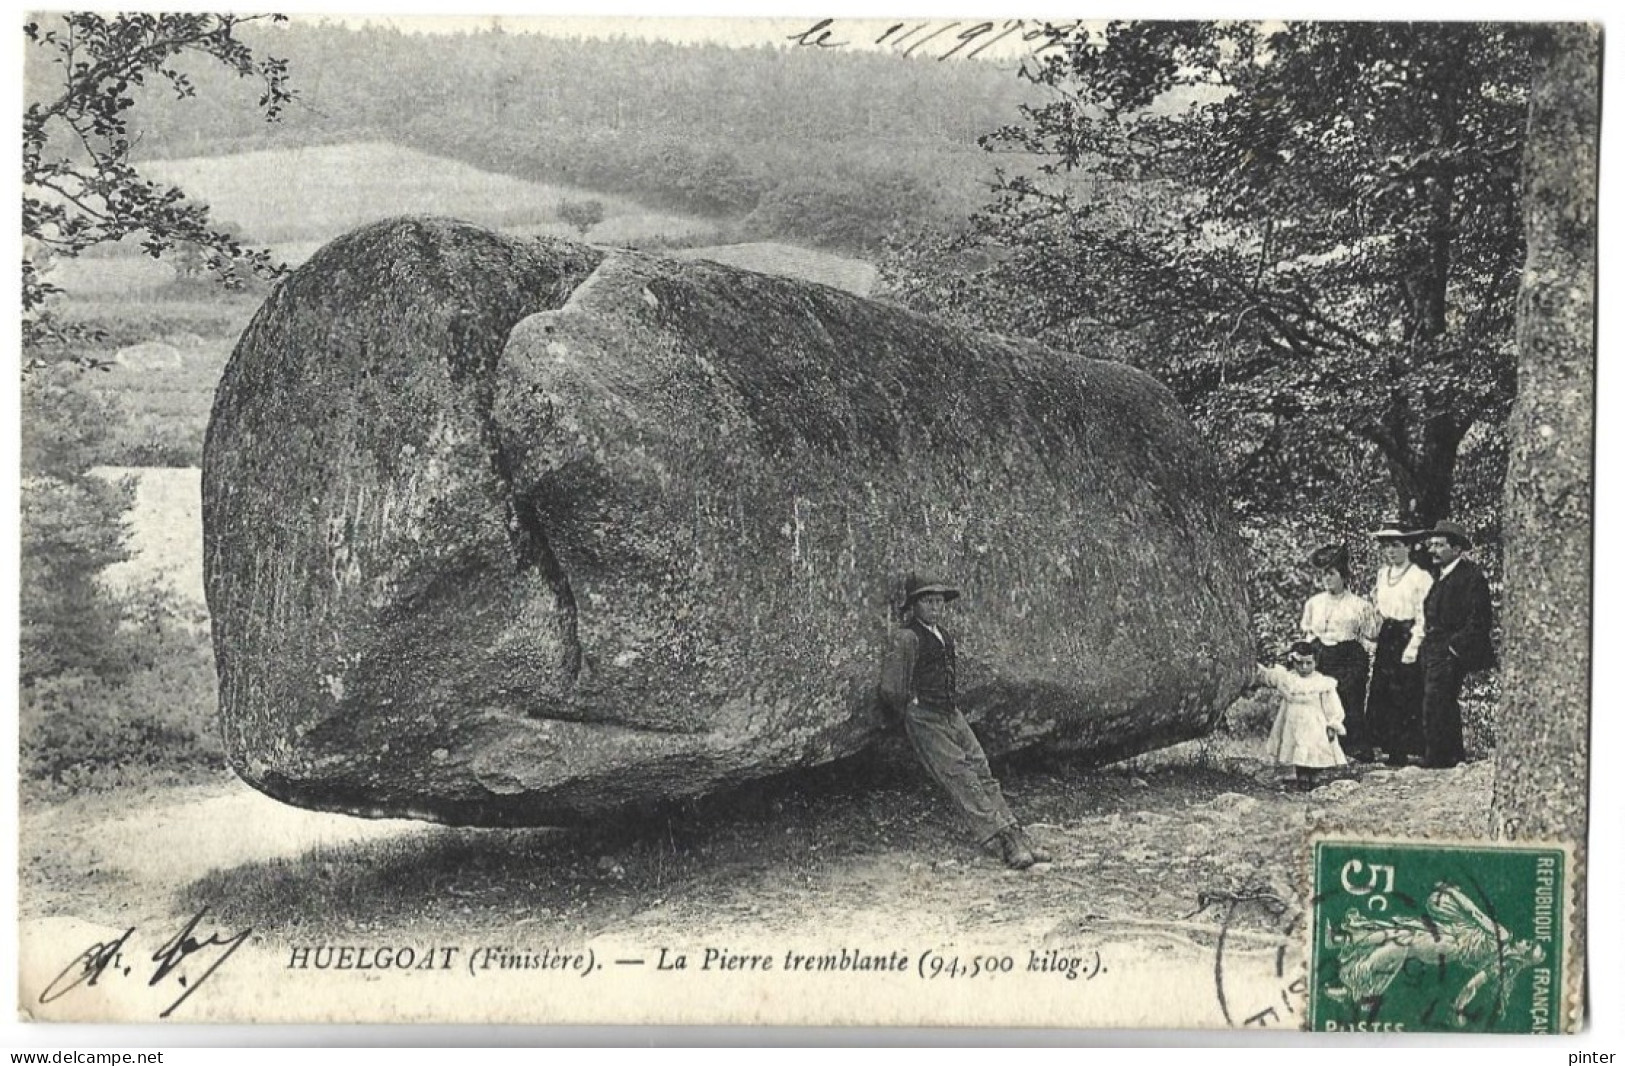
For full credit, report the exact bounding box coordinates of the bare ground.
[20,737,1494,954]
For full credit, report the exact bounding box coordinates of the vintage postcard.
[14,13,1601,1034]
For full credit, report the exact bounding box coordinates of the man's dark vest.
[910,619,957,709]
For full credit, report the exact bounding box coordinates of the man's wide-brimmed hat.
[1309,543,1350,572]
[1369,520,1421,542]
[1420,521,1473,549]
[904,573,961,605]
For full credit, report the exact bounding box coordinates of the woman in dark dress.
[1364,524,1434,766]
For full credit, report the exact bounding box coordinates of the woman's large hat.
[1369,519,1421,542]
[1309,543,1350,571]
[904,572,961,604]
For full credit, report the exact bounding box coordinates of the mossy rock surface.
[205,216,1254,826]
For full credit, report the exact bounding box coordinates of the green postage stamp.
[1309,838,1574,1034]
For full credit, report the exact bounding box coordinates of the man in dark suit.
[1418,522,1496,768]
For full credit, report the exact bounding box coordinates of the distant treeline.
[110,22,1043,250]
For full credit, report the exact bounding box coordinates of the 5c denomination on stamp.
[1308,838,1573,1034]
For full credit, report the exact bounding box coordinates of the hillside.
[79,21,1034,253]
[64,144,892,302]
[142,142,722,249]
[677,242,878,296]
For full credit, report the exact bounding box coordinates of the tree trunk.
[1368,406,1462,529]
[1412,413,1467,527]
[1492,18,1597,979]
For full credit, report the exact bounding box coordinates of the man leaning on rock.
[879,573,1052,870]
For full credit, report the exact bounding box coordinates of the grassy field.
[54,284,261,346]
[38,140,734,312]
[142,142,702,246]
[59,329,233,467]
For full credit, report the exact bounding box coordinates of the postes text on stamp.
[1309,838,1570,1034]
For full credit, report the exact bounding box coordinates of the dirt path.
[87,466,205,607]
[20,778,426,925]
[21,745,1494,938]
[18,745,1497,1025]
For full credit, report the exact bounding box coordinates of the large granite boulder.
[205,217,1254,826]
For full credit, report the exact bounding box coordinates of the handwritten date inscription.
[40,908,252,1019]
[788,18,1081,61]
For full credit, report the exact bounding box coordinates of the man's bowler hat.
[904,573,961,605]
[1420,521,1472,549]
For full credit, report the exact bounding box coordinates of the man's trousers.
[904,702,1017,843]
[1420,647,1468,768]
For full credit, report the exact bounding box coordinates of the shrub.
[105,420,205,467]
[20,367,226,799]
[19,475,135,683]
[20,368,137,683]
[557,198,606,236]
[21,582,220,793]
[21,364,126,474]
[742,170,930,253]
[20,605,223,798]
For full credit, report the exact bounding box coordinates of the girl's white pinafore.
[1258,665,1348,768]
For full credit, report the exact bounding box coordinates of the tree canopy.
[22,13,295,355]
[884,22,1536,532]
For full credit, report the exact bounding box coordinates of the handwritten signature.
[788,18,1083,61]
[39,908,253,1019]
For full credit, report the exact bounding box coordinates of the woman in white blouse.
[1301,543,1380,761]
[1364,525,1434,766]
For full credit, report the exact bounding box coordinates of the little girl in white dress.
[1256,641,1348,788]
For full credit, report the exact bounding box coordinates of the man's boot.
[1017,827,1052,864]
[985,827,1035,870]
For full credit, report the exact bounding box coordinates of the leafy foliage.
[22,13,295,355]
[882,22,1534,531]
[743,167,933,252]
